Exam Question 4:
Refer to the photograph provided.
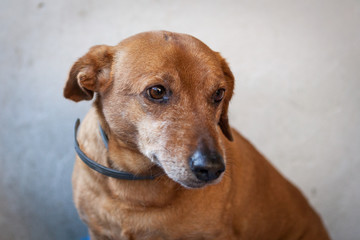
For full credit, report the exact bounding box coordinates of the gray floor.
[1,0,360,239]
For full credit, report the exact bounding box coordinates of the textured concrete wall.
[1,0,359,239]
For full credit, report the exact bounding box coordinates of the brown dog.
[64,31,330,240]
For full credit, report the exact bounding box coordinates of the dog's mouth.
[150,154,161,166]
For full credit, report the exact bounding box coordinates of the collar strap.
[74,119,155,180]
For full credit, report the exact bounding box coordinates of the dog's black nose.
[189,148,225,182]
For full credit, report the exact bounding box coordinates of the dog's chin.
[175,176,224,189]
[178,180,208,189]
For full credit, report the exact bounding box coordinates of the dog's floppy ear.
[64,45,114,102]
[216,52,234,141]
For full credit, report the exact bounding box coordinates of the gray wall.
[1,0,359,239]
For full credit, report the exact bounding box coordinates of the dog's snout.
[189,148,225,182]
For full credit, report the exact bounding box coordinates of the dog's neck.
[105,139,181,207]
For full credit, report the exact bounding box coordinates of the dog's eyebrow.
[161,73,176,83]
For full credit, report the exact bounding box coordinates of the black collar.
[74,119,155,180]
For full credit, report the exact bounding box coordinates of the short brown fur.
[64,31,330,240]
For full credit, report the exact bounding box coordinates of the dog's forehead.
[117,31,212,54]
[112,31,224,82]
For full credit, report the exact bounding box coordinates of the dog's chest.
[89,197,231,240]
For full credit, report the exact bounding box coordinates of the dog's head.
[64,31,234,188]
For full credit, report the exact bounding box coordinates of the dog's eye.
[213,88,225,103]
[147,85,166,100]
